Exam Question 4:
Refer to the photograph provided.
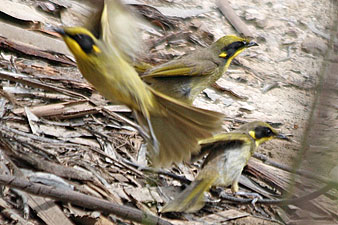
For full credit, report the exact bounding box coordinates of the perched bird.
[161,121,289,213]
[141,35,258,104]
[55,0,224,167]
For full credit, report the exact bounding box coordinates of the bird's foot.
[219,191,238,201]
[235,191,263,205]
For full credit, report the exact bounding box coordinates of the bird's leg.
[145,115,160,155]
[232,180,262,205]
[234,191,263,204]
[133,111,159,155]
[205,192,220,204]
[132,111,151,140]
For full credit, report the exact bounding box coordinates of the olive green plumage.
[142,36,258,104]
[161,121,289,213]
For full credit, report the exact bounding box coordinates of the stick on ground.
[217,0,253,38]
[0,175,172,225]
[218,183,334,205]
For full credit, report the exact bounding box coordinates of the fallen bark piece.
[0,22,74,65]
[13,100,98,119]
[0,36,74,66]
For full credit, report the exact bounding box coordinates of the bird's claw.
[235,191,262,205]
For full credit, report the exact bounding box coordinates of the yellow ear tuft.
[249,131,256,139]
[219,52,227,58]
[93,45,101,53]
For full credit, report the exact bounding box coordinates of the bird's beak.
[275,133,290,141]
[247,41,258,47]
[53,27,66,36]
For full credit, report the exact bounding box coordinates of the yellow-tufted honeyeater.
[142,36,258,104]
[161,121,289,213]
[54,0,224,167]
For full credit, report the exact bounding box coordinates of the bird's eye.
[70,34,95,54]
[254,126,274,139]
[221,41,245,57]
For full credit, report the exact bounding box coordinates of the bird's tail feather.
[137,88,224,167]
[161,175,218,213]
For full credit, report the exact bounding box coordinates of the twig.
[218,184,334,205]
[11,189,30,219]
[261,82,280,93]
[0,175,172,225]
[211,83,248,100]
[0,69,87,99]
[11,151,95,182]
[147,31,191,50]
[89,146,145,178]
[123,159,192,184]
[305,21,330,40]
[0,146,74,225]
[0,125,68,144]
[251,214,286,225]
[1,208,34,225]
[0,86,22,106]
[253,153,338,186]
[216,0,253,38]
[234,59,264,82]
[100,107,144,135]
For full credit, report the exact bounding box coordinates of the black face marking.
[69,34,95,54]
[221,41,245,59]
[254,126,274,139]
